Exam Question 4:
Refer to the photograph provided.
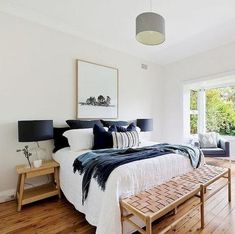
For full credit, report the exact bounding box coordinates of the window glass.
[190,114,198,134]
[190,90,198,134]
[190,90,198,110]
[206,86,235,136]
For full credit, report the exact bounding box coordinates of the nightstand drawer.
[26,168,54,178]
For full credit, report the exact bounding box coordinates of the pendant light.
[136,0,165,45]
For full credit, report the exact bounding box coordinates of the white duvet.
[53,141,204,234]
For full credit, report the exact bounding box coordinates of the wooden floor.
[0,159,234,234]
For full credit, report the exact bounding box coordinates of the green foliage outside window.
[190,90,198,110]
[190,86,235,136]
[190,90,198,134]
[190,114,198,134]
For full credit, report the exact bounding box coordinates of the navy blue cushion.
[93,124,113,150]
[108,122,137,132]
[53,127,70,153]
[108,124,117,132]
[116,126,127,132]
[117,122,136,132]
[127,122,137,131]
[101,120,129,127]
[66,120,103,129]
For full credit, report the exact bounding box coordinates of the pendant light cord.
[146,0,152,12]
[149,0,152,12]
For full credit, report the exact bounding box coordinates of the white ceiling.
[1,0,235,65]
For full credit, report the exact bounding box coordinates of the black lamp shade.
[18,120,53,142]
[137,119,153,132]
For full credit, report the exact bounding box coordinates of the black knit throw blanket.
[73,144,202,203]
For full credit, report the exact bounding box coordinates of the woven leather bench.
[120,165,231,234]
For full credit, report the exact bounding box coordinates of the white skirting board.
[0,178,51,204]
[0,189,15,203]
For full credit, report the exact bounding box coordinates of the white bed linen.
[53,141,204,234]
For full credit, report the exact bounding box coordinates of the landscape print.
[79,95,114,107]
[77,60,118,118]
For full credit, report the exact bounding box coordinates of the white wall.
[163,41,235,149]
[3,9,235,202]
[0,13,164,200]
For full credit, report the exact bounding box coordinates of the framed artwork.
[76,59,118,119]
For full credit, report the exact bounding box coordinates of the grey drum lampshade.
[136,12,165,45]
[18,120,53,142]
[137,118,153,132]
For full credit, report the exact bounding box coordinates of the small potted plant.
[16,145,32,168]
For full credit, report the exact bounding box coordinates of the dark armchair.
[195,137,230,157]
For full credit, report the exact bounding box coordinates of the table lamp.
[18,120,53,167]
[136,118,153,132]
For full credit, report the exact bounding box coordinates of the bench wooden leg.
[204,187,207,194]
[200,184,205,229]
[228,168,231,202]
[120,203,124,234]
[174,207,178,214]
[146,217,152,234]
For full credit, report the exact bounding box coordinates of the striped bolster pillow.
[112,131,140,149]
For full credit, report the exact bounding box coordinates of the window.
[206,86,235,136]
[189,86,235,136]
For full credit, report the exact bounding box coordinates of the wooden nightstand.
[16,160,61,211]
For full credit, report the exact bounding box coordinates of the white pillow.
[63,129,93,151]
[198,132,218,148]
[136,126,141,133]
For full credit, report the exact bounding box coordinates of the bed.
[53,140,204,234]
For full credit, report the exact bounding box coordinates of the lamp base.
[35,142,48,160]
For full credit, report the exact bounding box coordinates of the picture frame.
[76,59,118,119]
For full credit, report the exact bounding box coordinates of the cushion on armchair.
[198,132,218,148]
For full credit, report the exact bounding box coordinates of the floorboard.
[0,159,234,234]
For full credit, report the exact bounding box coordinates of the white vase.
[33,159,42,168]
